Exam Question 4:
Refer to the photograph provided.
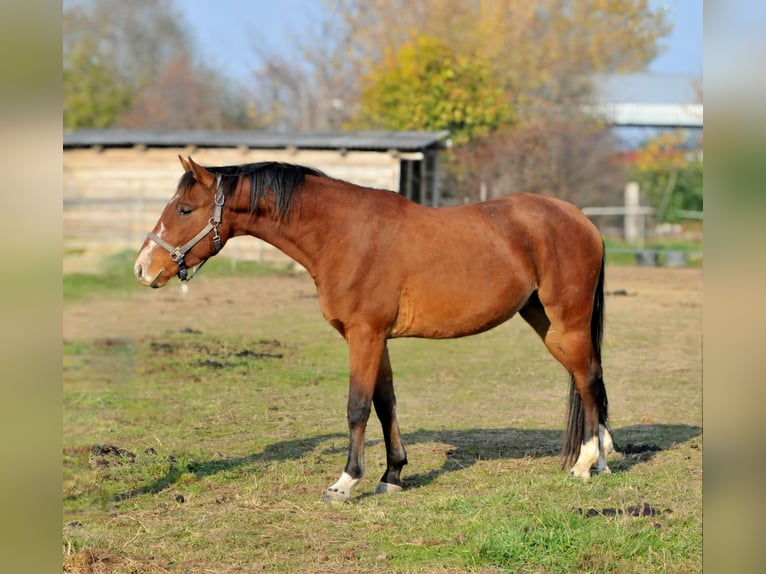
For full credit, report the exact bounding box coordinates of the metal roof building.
[588,73,703,129]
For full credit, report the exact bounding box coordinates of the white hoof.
[322,487,352,503]
[322,472,359,503]
[375,482,403,495]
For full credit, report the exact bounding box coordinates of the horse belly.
[390,278,532,339]
[387,207,539,339]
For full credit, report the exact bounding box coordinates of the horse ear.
[187,157,215,190]
[178,155,192,172]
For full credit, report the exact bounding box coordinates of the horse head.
[134,156,231,287]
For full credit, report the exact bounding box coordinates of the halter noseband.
[146,173,224,282]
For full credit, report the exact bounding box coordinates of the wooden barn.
[63,129,449,269]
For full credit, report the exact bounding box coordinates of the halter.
[146,173,224,282]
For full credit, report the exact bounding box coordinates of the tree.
[120,53,258,130]
[63,34,133,130]
[331,0,670,111]
[630,132,703,222]
[446,113,624,205]
[322,0,670,205]
[249,7,359,131]
[64,0,259,130]
[64,0,189,129]
[357,35,513,144]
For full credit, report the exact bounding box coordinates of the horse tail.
[590,245,605,363]
[562,244,607,468]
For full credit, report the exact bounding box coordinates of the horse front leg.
[373,343,408,494]
[322,327,385,503]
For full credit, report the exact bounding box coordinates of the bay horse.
[134,157,614,502]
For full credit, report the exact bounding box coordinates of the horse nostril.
[135,263,143,279]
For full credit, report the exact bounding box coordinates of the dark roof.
[63,129,450,152]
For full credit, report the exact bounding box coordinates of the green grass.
[63,261,702,573]
[603,236,703,267]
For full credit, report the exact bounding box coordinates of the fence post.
[624,181,640,242]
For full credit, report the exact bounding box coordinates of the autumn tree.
[325,0,671,204]
[447,114,625,205]
[332,0,669,109]
[630,132,703,222]
[64,0,258,130]
[64,0,187,129]
[63,32,133,129]
[120,53,257,130]
[357,35,513,144]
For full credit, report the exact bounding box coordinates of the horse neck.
[231,177,357,275]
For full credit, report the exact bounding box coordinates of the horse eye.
[177,206,193,216]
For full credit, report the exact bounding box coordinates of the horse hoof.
[375,482,403,495]
[322,488,351,503]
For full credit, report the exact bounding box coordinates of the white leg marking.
[571,435,599,481]
[322,472,360,503]
[596,424,614,474]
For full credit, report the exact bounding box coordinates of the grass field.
[63,257,702,573]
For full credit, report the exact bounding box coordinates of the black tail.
[562,247,607,468]
[590,248,605,362]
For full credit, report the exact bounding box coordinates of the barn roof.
[63,129,451,153]
[586,73,703,128]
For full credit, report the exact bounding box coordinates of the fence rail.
[581,204,703,266]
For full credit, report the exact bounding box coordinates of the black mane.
[180,162,326,220]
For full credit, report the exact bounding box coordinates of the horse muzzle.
[134,261,167,288]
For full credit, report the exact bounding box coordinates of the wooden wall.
[64,146,402,268]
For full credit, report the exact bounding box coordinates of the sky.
[179,0,703,82]
[177,0,319,84]
[648,0,703,76]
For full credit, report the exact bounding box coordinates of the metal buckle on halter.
[170,247,184,262]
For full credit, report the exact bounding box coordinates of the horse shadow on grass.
[395,423,702,491]
[113,423,701,501]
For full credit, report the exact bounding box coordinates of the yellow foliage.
[358,34,514,143]
[633,132,688,172]
[335,0,670,121]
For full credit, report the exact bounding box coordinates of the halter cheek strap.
[146,174,225,282]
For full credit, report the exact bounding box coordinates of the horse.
[134,156,614,503]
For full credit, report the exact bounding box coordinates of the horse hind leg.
[520,293,611,480]
[567,361,610,480]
